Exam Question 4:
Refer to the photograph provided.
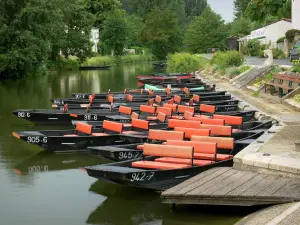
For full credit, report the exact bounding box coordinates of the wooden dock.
[161,167,300,206]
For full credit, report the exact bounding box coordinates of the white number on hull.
[84,115,98,121]
[119,151,142,160]
[27,136,48,143]
[130,172,155,182]
[18,112,31,118]
[28,165,49,174]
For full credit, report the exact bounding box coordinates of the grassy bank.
[82,54,153,66]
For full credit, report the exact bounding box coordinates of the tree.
[229,17,252,37]
[139,7,181,59]
[184,0,207,22]
[85,0,121,28]
[101,10,128,56]
[234,0,251,18]
[126,15,144,47]
[168,0,186,30]
[245,0,290,21]
[184,7,227,53]
[0,0,63,78]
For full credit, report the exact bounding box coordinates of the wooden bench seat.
[265,73,300,97]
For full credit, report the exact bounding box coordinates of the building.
[90,27,99,53]
[239,20,293,48]
[292,0,300,30]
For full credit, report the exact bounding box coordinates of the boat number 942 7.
[27,136,48,143]
[130,172,155,182]
[18,112,30,118]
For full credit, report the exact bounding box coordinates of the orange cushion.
[91,133,109,136]
[155,157,213,166]
[233,129,242,133]
[147,116,157,121]
[136,145,144,150]
[122,131,140,134]
[194,153,233,161]
[63,134,78,137]
[132,161,189,170]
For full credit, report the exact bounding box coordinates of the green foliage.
[229,17,252,37]
[286,29,300,43]
[126,15,144,47]
[184,7,227,53]
[166,53,201,73]
[277,36,286,44]
[139,7,181,59]
[101,10,128,56]
[196,56,210,70]
[225,64,250,79]
[247,39,261,56]
[184,0,208,23]
[234,0,251,18]
[273,48,286,59]
[294,94,300,102]
[47,57,80,71]
[85,0,121,28]
[291,60,300,73]
[239,65,251,73]
[211,51,244,72]
[240,45,249,55]
[82,54,153,66]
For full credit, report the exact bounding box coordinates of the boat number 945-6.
[18,112,30,118]
[84,115,98,121]
[27,136,47,143]
[130,172,155,182]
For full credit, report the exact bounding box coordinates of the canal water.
[0,63,253,225]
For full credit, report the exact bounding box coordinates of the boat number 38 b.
[130,172,155,182]
[18,112,30,118]
[27,136,48,143]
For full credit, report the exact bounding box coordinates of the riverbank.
[197,71,300,225]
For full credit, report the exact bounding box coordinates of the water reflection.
[86,181,249,225]
[14,152,108,176]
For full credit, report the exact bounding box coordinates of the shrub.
[294,94,300,102]
[239,65,251,73]
[211,51,244,72]
[273,48,286,59]
[247,39,261,56]
[276,36,286,44]
[83,56,115,66]
[226,67,241,79]
[166,53,201,73]
[47,57,80,71]
[240,45,248,55]
[286,29,300,43]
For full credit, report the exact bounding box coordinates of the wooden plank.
[238,175,279,198]
[199,170,246,196]
[173,167,232,196]
[225,174,268,197]
[272,181,300,198]
[255,177,291,199]
[209,170,256,196]
[162,167,222,196]
[186,168,238,196]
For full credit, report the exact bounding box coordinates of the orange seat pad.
[146,116,158,121]
[136,145,144,150]
[132,161,189,170]
[91,133,109,136]
[155,157,213,166]
[194,153,233,161]
[63,134,78,137]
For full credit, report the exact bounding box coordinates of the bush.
[240,45,248,55]
[276,36,286,44]
[294,94,300,102]
[226,67,241,79]
[120,54,153,63]
[47,57,80,71]
[166,53,201,73]
[83,56,115,66]
[286,29,300,43]
[211,51,244,71]
[239,65,251,73]
[247,39,261,56]
[273,48,286,59]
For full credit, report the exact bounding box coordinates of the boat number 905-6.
[84,115,98,121]
[27,136,48,143]
[130,172,155,182]
[119,151,142,160]
[18,112,30,118]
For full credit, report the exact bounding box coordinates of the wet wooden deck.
[161,167,300,206]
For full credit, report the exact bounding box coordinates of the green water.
[0,63,251,225]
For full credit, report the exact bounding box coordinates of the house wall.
[264,21,293,47]
[292,0,300,30]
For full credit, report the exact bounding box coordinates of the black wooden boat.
[79,65,111,70]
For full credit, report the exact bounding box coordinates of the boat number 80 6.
[27,136,48,143]
[18,112,30,118]
[130,172,155,182]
